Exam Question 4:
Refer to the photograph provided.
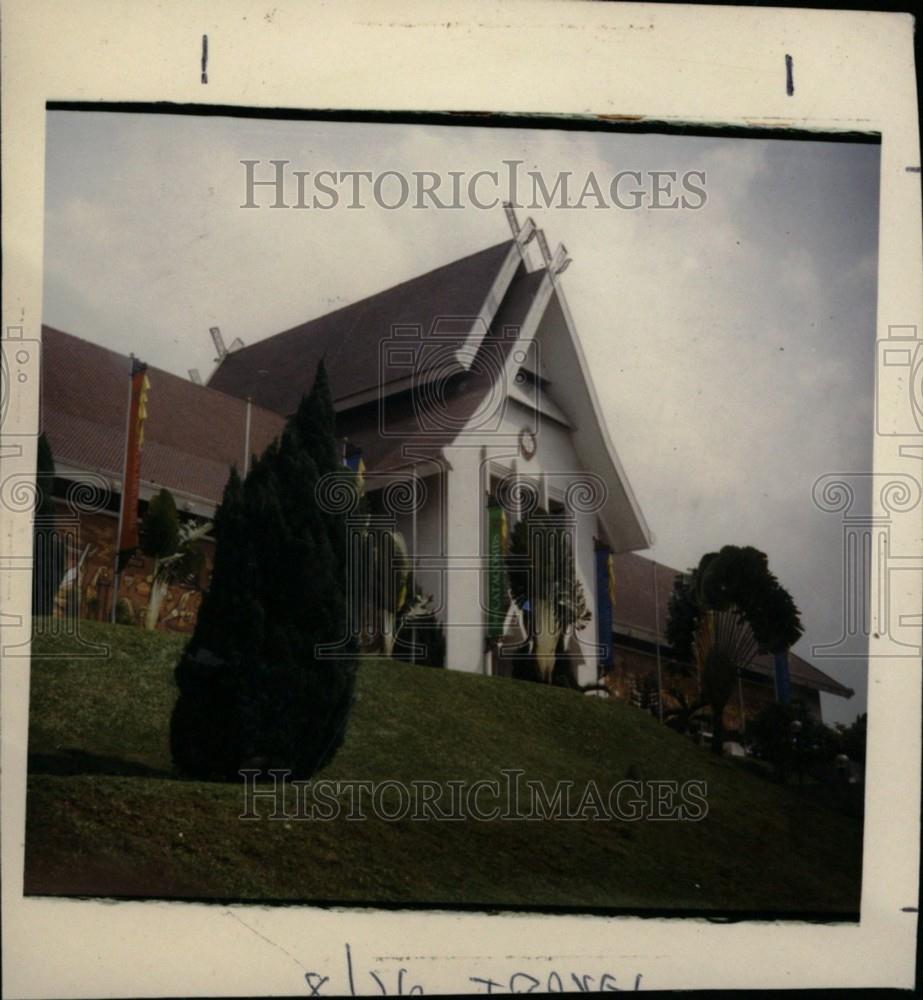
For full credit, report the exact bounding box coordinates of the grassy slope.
[25,622,862,912]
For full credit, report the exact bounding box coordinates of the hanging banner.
[595,542,614,671]
[774,650,792,704]
[486,497,508,639]
[116,358,150,570]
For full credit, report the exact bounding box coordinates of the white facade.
[386,239,651,685]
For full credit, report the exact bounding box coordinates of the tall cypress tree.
[170,361,356,780]
[32,433,62,617]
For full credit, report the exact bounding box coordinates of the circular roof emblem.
[518,427,537,461]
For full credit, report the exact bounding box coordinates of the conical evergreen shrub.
[139,489,180,561]
[170,361,357,780]
[32,433,63,616]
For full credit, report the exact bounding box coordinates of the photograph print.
[24,107,879,916]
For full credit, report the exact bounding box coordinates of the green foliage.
[747,700,834,782]
[35,433,57,519]
[32,433,63,616]
[835,712,867,765]
[667,546,803,660]
[114,598,136,626]
[505,508,591,684]
[170,360,356,781]
[666,545,803,753]
[138,489,209,629]
[662,686,707,735]
[507,511,590,631]
[360,523,412,655]
[665,573,699,662]
[393,611,446,668]
[28,621,863,913]
[139,489,180,560]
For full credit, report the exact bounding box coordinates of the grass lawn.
[25,621,862,914]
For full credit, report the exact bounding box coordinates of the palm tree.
[361,521,412,657]
[666,545,803,754]
[506,508,592,683]
[139,489,210,630]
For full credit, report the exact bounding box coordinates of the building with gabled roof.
[41,324,286,514]
[39,208,853,719]
[39,324,286,630]
[207,212,651,680]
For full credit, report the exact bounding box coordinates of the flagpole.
[110,354,136,622]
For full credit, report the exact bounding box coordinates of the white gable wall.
[438,401,602,687]
[389,260,649,685]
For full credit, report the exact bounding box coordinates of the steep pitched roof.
[529,284,651,553]
[208,239,519,412]
[335,265,547,472]
[40,325,285,505]
[611,550,854,699]
[209,233,651,553]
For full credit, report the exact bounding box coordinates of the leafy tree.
[660,655,707,734]
[170,469,251,776]
[140,488,180,559]
[348,464,441,661]
[139,489,211,630]
[170,360,357,780]
[747,700,833,782]
[666,545,803,754]
[662,686,707,735]
[505,508,592,685]
[32,433,63,617]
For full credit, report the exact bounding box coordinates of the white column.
[443,446,486,673]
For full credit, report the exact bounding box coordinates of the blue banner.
[774,650,791,704]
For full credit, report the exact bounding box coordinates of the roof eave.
[455,241,526,369]
[546,275,653,552]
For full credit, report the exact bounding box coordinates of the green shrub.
[114,597,136,626]
[32,433,64,617]
[139,489,180,559]
[170,361,356,781]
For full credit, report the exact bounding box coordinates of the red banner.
[117,360,150,563]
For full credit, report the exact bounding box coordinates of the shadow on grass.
[28,749,174,779]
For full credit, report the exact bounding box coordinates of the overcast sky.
[43,111,880,725]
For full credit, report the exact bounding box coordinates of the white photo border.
[2,1,920,994]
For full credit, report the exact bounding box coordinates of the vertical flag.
[116,358,150,571]
[773,650,792,704]
[595,541,614,673]
[344,443,366,492]
[486,496,508,639]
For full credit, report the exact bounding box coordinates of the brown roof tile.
[40,242,534,500]
[41,325,286,504]
[208,239,517,411]
[334,265,545,471]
